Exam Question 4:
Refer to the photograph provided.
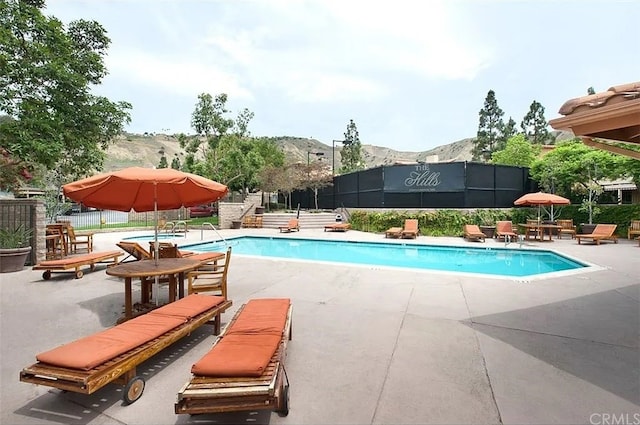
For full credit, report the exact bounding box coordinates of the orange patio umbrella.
[514,191,570,221]
[63,167,228,266]
[62,167,228,213]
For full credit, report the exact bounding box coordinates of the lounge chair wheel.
[75,270,84,279]
[42,270,52,280]
[276,382,289,417]
[123,376,145,404]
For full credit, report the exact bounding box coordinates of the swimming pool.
[182,236,589,279]
[124,233,185,241]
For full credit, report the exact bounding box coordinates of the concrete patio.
[1,227,638,424]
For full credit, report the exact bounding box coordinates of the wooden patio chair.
[556,219,577,239]
[576,224,618,245]
[496,221,518,242]
[65,225,94,254]
[401,219,419,239]
[187,247,231,299]
[628,220,640,240]
[463,224,486,242]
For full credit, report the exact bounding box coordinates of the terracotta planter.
[479,226,496,239]
[0,247,32,273]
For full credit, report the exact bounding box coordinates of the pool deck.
[2,227,638,424]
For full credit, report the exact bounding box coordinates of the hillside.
[103,134,477,172]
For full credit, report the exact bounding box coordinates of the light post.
[307,151,324,166]
[332,140,344,175]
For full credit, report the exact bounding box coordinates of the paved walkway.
[1,227,638,424]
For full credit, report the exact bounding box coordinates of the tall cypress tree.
[520,100,551,144]
[339,119,364,174]
[473,90,505,161]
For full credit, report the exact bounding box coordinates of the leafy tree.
[305,160,332,210]
[529,139,626,222]
[491,134,540,167]
[339,119,364,174]
[520,100,551,144]
[179,93,234,172]
[170,154,181,170]
[587,86,596,95]
[158,155,168,169]
[0,0,131,187]
[473,90,505,161]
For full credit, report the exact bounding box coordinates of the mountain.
[103,133,477,172]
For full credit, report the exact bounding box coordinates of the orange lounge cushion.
[36,314,185,370]
[35,250,121,266]
[226,298,290,336]
[149,294,225,321]
[191,334,281,377]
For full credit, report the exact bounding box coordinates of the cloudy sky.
[45,0,639,152]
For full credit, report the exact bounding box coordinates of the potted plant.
[0,224,33,273]
[476,210,496,239]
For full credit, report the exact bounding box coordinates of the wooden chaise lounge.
[20,294,232,405]
[278,218,299,233]
[463,224,486,242]
[575,224,618,245]
[175,298,293,417]
[324,222,351,232]
[32,250,123,280]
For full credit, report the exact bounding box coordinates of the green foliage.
[473,90,505,161]
[0,224,32,249]
[497,117,518,151]
[520,100,552,144]
[339,119,364,174]
[530,139,625,194]
[491,134,541,167]
[349,209,512,236]
[0,1,131,185]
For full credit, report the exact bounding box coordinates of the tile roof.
[549,81,640,159]
[558,82,640,116]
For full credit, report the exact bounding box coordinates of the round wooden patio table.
[106,258,200,322]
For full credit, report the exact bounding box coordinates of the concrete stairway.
[256,212,340,229]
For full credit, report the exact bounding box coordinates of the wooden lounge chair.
[117,241,153,262]
[463,224,486,242]
[32,250,122,280]
[324,222,351,232]
[385,227,403,238]
[20,294,233,405]
[175,298,292,417]
[401,219,419,239]
[149,241,195,258]
[628,220,640,240]
[575,224,618,245]
[496,221,518,242]
[278,218,299,233]
[556,219,577,239]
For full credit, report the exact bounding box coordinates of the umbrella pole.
[153,183,159,305]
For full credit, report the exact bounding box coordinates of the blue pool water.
[124,233,184,241]
[182,236,587,278]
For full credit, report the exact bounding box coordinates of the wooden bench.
[20,294,232,404]
[175,298,292,417]
[32,250,123,279]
